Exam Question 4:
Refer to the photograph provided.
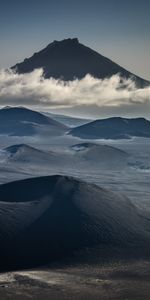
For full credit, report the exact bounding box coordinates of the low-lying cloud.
[0,68,150,111]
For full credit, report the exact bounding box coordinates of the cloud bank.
[0,68,150,112]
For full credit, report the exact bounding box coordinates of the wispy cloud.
[0,68,149,111]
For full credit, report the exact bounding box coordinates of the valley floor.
[0,260,150,300]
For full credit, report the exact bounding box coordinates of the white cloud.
[0,68,150,110]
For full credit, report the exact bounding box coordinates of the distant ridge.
[70,117,150,139]
[12,38,149,87]
[0,106,67,136]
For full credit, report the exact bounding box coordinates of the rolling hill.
[70,142,128,168]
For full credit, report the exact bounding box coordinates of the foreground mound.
[0,175,149,270]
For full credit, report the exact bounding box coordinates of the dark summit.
[12,38,149,87]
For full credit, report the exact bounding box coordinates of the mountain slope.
[70,117,150,139]
[12,38,149,87]
[0,175,149,270]
[0,106,67,136]
[43,111,92,127]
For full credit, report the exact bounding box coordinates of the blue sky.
[0,0,149,80]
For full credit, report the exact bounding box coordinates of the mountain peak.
[12,38,149,86]
[45,38,79,50]
[52,38,79,45]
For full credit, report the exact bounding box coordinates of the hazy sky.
[0,0,149,80]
